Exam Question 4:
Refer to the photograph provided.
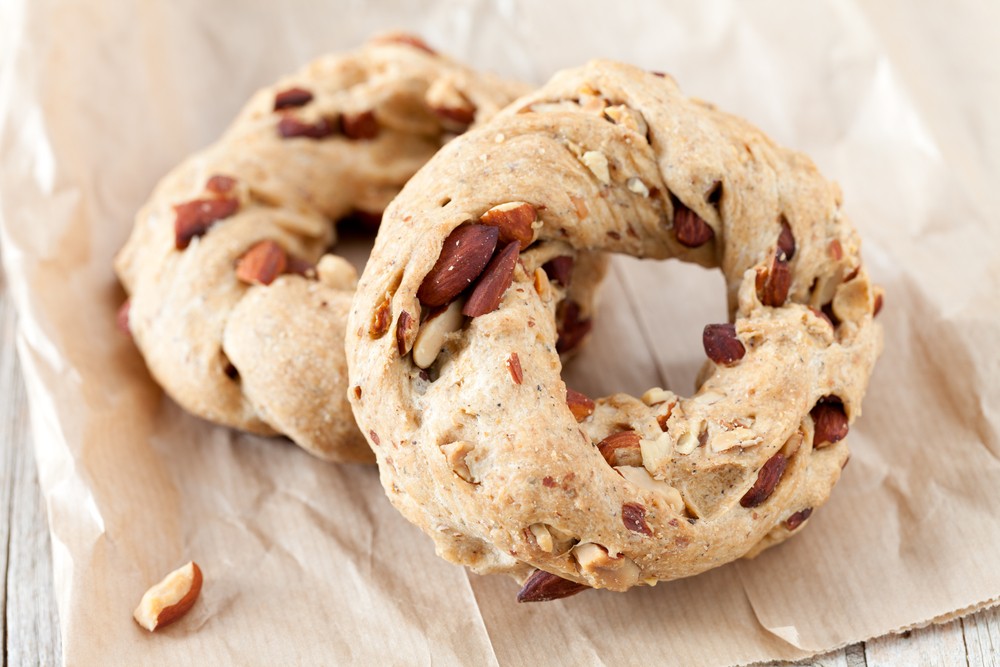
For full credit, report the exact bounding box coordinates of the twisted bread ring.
[347,61,884,597]
[115,35,526,461]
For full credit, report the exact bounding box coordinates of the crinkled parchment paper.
[1,1,999,665]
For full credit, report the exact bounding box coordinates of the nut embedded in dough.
[416,224,499,307]
[479,202,538,250]
[412,300,465,369]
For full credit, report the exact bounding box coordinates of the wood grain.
[0,274,997,666]
[2,271,62,667]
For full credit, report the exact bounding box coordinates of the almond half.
[597,431,642,467]
[133,561,203,632]
[479,202,537,250]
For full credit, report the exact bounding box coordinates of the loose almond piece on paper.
[133,561,203,632]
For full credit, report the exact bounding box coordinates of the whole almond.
[543,256,573,287]
[479,202,537,250]
[463,241,519,317]
[174,198,239,249]
[417,224,499,307]
[702,323,745,365]
[622,502,652,536]
[556,300,592,354]
[811,398,849,448]
[756,252,791,307]
[674,200,714,248]
[412,300,464,369]
[597,431,642,467]
[739,452,788,508]
[566,388,595,422]
[341,110,379,140]
[286,254,317,278]
[517,569,589,603]
[277,114,337,139]
[236,240,288,286]
[784,507,813,531]
[273,87,314,110]
[777,217,796,260]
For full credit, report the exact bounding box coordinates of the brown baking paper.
[2,1,999,665]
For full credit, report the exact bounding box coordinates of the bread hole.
[581,255,725,398]
[329,219,388,277]
[439,196,452,207]
[706,180,723,212]
[220,352,239,381]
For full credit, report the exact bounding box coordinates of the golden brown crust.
[347,61,883,591]
[114,36,527,461]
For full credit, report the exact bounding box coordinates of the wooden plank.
[865,620,968,667]
[1,277,15,667]
[1,276,62,666]
[963,605,1000,667]
[763,647,852,666]
[844,642,868,667]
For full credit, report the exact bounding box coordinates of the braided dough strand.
[348,61,883,592]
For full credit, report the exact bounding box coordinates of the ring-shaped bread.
[115,34,526,461]
[347,60,883,597]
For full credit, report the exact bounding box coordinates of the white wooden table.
[0,273,996,666]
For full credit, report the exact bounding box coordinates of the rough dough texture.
[347,61,884,593]
[115,34,527,462]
